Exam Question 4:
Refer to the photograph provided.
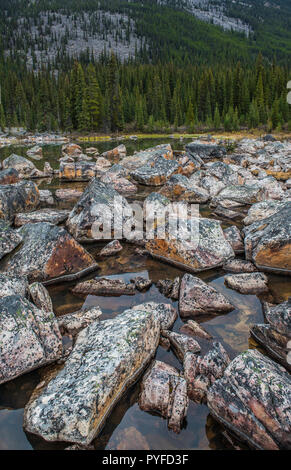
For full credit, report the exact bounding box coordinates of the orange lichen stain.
[255,244,291,270]
[265,170,291,181]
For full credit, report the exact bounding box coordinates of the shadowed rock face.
[146,217,234,272]
[243,204,291,274]
[0,220,22,260]
[161,330,201,362]
[57,306,102,337]
[0,180,39,221]
[186,142,226,161]
[139,360,189,434]
[24,307,160,445]
[0,168,19,185]
[223,225,244,254]
[3,222,96,282]
[179,274,234,317]
[0,295,63,385]
[207,349,291,450]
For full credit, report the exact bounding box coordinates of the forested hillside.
[0,0,290,133]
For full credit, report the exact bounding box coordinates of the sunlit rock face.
[207,349,291,450]
[24,307,160,445]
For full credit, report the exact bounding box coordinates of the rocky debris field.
[0,135,290,450]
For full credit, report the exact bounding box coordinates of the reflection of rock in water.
[205,414,248,450]
[0,370,40,411]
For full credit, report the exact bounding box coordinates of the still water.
[0,138,290,450]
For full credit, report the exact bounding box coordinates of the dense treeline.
[0,52,290,133]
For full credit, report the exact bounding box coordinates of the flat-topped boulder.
[179,274,234,317]
[0,180,39,221]
[0,273,28,298]
[3,222,97,283]
[146,217,234,272]
[186,141,226,161]
[139,360,188,433]
[159,174,209,203]
[222,259,257,273]
[0,168,19,185]
[0,220,22,260]
[130,156,179,186]
[72,277,136,296]
[243,200,291,225]
[243,204,291,274]
[207,349,291,450]
[2,154,37,177]
[66,179,131,242]
[14,209,70,227]
[121,145,173,171]
[24,307,160,445]
[0,295,62,385]
[211,185,264,209]
[224,272,269,294]
[59,161,97,181]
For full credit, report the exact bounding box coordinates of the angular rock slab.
[223,225,244,254]
[2,154,37,177]
[0,273,28,298]
[14,209,70,227]
[24,307,160,445]
[132,302,177,330]
[186,142,226,161]
[72,277,136,296]
[0,220,22,260]
[159,174,209,203]
[28,282,53,313]
[161,330,201,362]
[0,295,62,385]
[130,156,179,186]
[3,222,96,283]
[0,180,39,221]
[243,201,290,226]
[207,349,291,450]
[179,274,234,317]
[243,204,291,274]
[146,217,234,273]
[139,360,189,433]
[224,272,269,295]
[57,306,102,337]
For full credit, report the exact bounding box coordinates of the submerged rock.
[179,274,234,317]
[99,240,123,257]
[0,168,19,185]
[224,272,269,294]
[180,320,212,340]
[0,273,28,298]
[139,360,189,433]
[184,342,230,403]
[243,204,291,274]
[0,295,62,385]
[4,222,96,283]
[24,307,160,444]
[14,209,69,227]
[161,330,201,362]
[0,180,39,221]
[72,277,136,296]
[0,220,22,260]
[207,349,291,450]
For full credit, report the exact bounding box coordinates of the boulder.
[180,320,212,340]
[130,156,179,186]
[205,161,238,185]
[57,306,102,337]
[59,161,96,181]
[243,204,291,274]
[213,206,242,220]
[3,222,97,283]
[223,225,244,254]
[156,278,180,300]
[55,188,83,201]
[0,220,22,260]
[100,172,137,195]
[131,277,152,292]
[62,143,82,156]
[146,217,234,273]
[72,277,136,296]
[2,154,37,177]
[179,274,234,317]
[0,180,39,221]
[207,349,291,450]
[14,209,70,227]
[199,175,225,198]
[184,342,230,403]
[27,146,43,159]
[102,144,126,159]
[0,168,19,185]
[132,302,177,330]
[0,295,62,385]
[0,273,28,298]
[24,307,160,444]
[85,147,99,155]
[224,272,269,294]
[222,259,257,273]
[28,282,53,313]
[139,360,188,433]
[99,240,123,257]
[243,200,290,226]
[161,330,201,362]
[121,145,173,171]
[186,142,226,161]
[39,189,54,205]
[159,174,209,203]
[211,185,264,209]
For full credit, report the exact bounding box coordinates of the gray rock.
[132,302,177,330]
[224,272,269,294]
[207,349,291,450]
[186,142,226,161]
[211,185,264,209]
[0,220,22,259]
[2,154,37,177]
[57,306,102,337]
[179,274,234,317]
[14,209,70,227]
[0,273,28,298]
[131,277,152,292]
[130,156,179,186]
[0,180,39,221]
[39,189,54,205]
[159,174,209,203]
[243,200,290,225]
[0,295,62,385]
[222,259,257,273]
[0,168,19,185]
[72,277,136,296]
[223,225,244,253]
[28,282,53,313]
[24,307,160,444]
[180,320,212,340]
[161,330,201,362]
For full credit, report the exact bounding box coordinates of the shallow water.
[0,139,290,450]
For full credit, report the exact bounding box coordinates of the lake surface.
[0,138,290,450]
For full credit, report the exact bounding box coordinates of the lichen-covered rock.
[24,307,160,444]
[207,349,291,450]
[62,143,82,156]
[222,259,257,273]
[0,295,62,385]
[14,209,70,227]
[179,274,234,317]
[66,179,131,242]
[223,226,244,254]
[159,174,209,203]
[184,342,230,403]
[121,145,173,171]
[39,189,54,205]
[211,185,264,209]
[27,145,43,159]
[59,161,97,181]
[0,273,28,298]
[213,206,242,220]
[4,222,96,283]
[205,161,238,185]
[2,154,37,177]
[72,277,136,296]
[146,217,234,272]
[0,180,39,221]
[199,175,225,198]
[139,360,189,433]
[57,306,102,337]
[130,156,179,186]
[132,302,177,330]
[55,188,83,201]
[0,220,22,259]
[156,278,179,298]
[0,168,19,185]
[100,172,137,195]
[131,277,152,292]
[186,142,226,161]
[224,272,269,294]
[243,204,291,274]
[180,320,212,340]
[28,282,53,313]
[161,330,201,362]
[243,201,290,226]
[99,240,123,257]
